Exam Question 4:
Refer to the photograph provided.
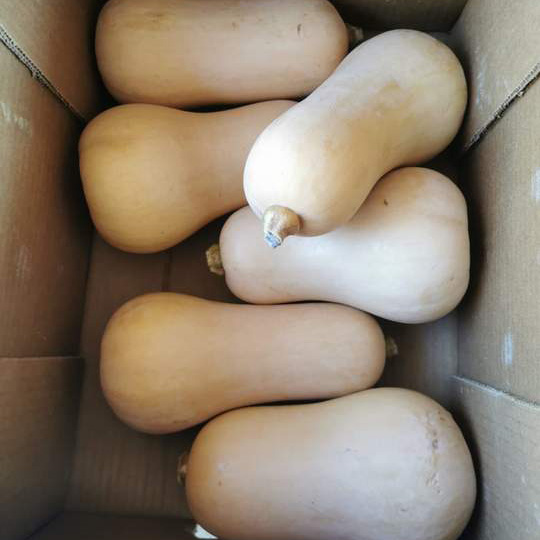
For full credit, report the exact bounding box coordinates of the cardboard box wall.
[1,0,539,539]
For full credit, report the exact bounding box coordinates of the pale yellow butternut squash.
[79,101,293,253]
[101,293,385,433]
[219,168,469,323]
[184,388,476,540]
[244,30,467,245]
[96,0,348,108]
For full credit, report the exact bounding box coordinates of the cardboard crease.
[0,24,85,123]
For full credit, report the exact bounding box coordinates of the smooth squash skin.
[184,388,476,540]
[96,0,348,108]
[79,101,293,253]
[244,29,467,246]
[100,293,385,434]
[220,168,469,323]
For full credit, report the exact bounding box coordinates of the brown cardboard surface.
[451,377,540,540]
[29,512,197,540]
[379,314,458,409]
[452,0,540,150]
[457,79,540,403]
[333,0,466,30]
[0,0,107,120]
[0,357,82,540]
[0,46,92,358]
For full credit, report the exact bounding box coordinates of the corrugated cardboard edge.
[451,375,540,539]
[462,61,540,153]
[454,375,540,409]
[0,24,85,122]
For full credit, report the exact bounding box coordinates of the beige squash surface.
[244,30,467,245]
[79,101,293,253]
[221,167,470,323]
[185,388,476,540]
[101,293,385,433]
[96,0,348,108]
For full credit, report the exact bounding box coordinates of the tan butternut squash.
[101,293,385,434]
[96,0,348,108]
[218,167,469,323]
[183,388,476,540]
[244,29,467,246]
[79,101,293,253]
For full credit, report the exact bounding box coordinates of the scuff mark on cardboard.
[502,332,513,367]
[0,101,32,134]
[531,168,540,202]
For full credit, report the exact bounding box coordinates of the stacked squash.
[82,1,476,539]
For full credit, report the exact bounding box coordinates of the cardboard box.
[1,0,539,538]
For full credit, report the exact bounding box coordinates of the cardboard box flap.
[451,377,540,540]
[0,46,91,358]
[0,357,82,540]
[457,78,540,404]
[0,0,107,121]
[452,0,540,151]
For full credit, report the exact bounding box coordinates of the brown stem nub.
[206,244,224,276]
[346,24,364,49]
[263,206,301,248]
[177,451,189,486]
[385,336,399,359]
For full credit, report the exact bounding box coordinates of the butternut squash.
[79,101,293,253]
[218,167,469,323]
[101,293,385,434]
[183,388,476,540]
[96,0,348,108]
[244,29,467,246]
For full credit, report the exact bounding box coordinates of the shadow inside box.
[166,212,242,303]
[446,397,485,540]
[457,158,487,315]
